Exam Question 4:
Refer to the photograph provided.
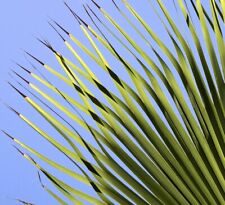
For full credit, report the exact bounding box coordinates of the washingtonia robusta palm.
[4,0,225,204]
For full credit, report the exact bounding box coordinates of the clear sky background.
[0,1,204,204]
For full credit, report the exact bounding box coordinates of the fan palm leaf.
[4,0,225,204]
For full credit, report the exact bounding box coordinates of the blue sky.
[0,1,203,204]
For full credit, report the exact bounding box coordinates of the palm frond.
[5,0,225,204]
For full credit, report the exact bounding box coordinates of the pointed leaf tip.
[13,145,25,156]
[1,130,14,140]
[53,20,69,36]
[37,171,45,188]
[112,0,120,10]
[4,104,20,116]
[48,22,66,42]
[90,0,101,9]
[16,63,31,74]
[12,70,30,85]
[25,52,44,66]
[37,37,58,53]
[8,82,27,98]
[86,4,102,23]
[64,2,86,26]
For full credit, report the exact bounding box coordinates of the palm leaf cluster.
[4,0,225,204]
